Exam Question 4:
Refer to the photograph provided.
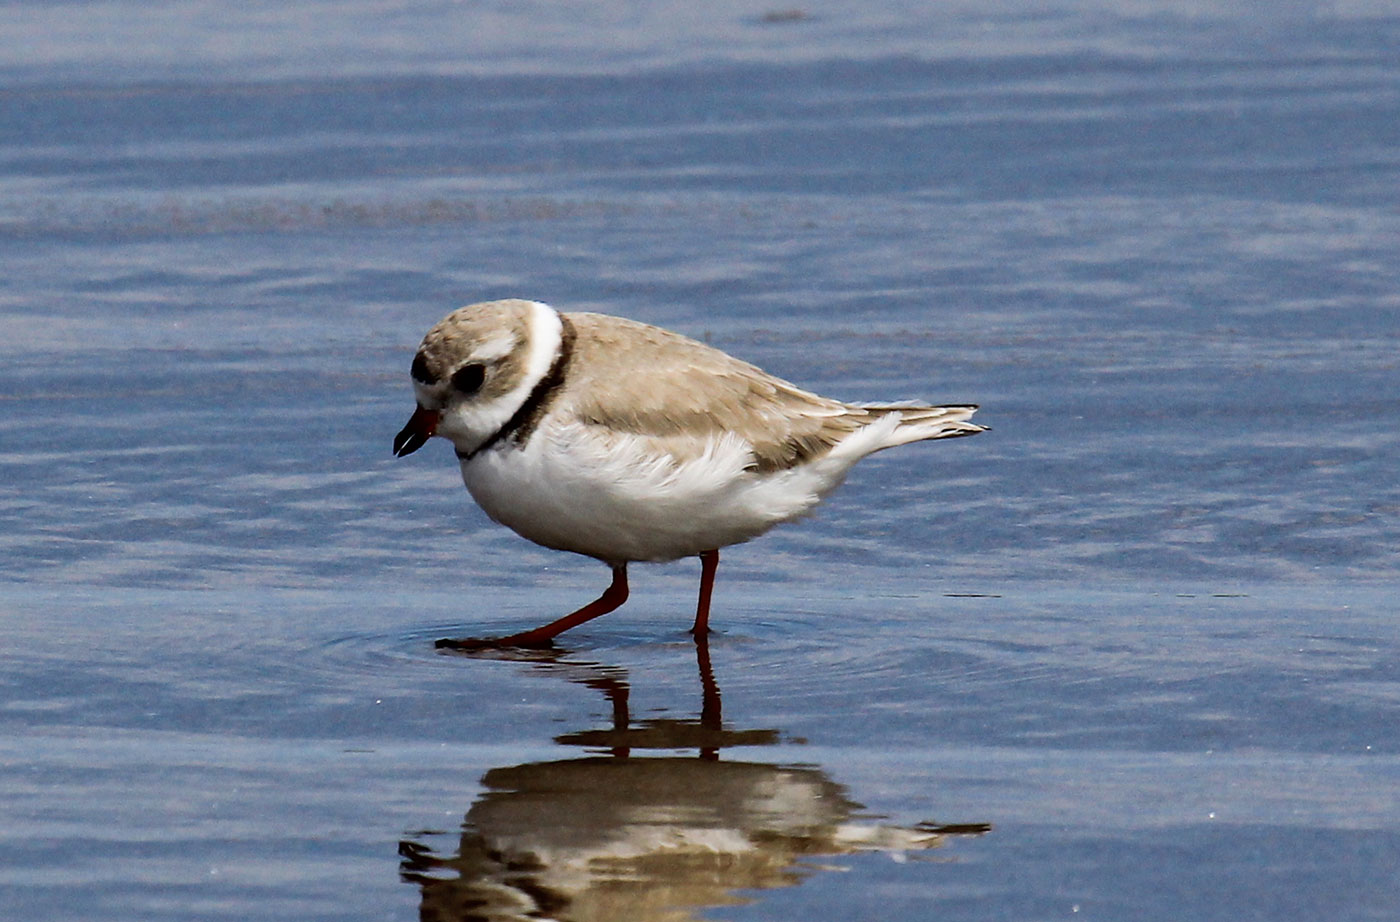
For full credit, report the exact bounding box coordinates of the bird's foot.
[435,634,556,652]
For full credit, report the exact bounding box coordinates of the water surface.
[2,2,1399,919]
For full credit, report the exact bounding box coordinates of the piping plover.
[393,299,984,649]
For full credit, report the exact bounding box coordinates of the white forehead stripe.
[472,331,518,362]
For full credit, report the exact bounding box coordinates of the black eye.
[451,363,485,394]
[410,353,436,385]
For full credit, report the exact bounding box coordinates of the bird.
[393,299,984,649]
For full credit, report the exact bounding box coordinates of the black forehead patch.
[410,352,437,385]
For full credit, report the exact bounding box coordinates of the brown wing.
[559,312,874,472]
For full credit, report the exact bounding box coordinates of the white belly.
[460,421,849,563]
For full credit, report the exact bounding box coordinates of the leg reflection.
[549,633,777,756]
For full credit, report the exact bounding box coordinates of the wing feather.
[557,313,981,472]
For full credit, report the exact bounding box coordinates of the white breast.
[460,418,865,564]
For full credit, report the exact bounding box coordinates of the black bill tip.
[393,406,438,457]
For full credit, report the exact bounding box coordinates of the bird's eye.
[452,363,486,394]
[411,353,436,385]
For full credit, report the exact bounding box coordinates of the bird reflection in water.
[400,639,989,921]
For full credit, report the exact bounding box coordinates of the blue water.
[3,3,1399,920]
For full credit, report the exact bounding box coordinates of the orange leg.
[690,549,719,637]
[437,564,629,650]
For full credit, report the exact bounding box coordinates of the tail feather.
[860,403,987,447]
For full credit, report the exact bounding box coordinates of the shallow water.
[3,2,1400,920]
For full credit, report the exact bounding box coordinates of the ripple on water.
[264,586,1397,757]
